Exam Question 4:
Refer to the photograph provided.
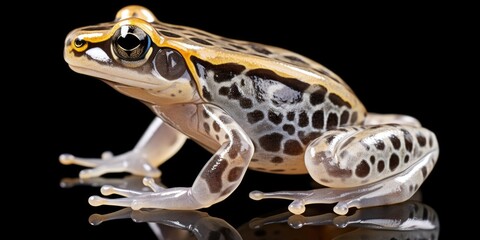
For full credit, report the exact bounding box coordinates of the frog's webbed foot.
[59,151,161,178]
[89,177,164,208]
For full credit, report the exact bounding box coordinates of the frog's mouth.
[67,64,164,90]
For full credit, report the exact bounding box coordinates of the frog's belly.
[249,151,308,174]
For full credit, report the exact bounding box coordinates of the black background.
[12,0,469,238]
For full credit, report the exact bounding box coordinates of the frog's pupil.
[74,38,85,48]
[117,33,140,51]
[112,25,151,61]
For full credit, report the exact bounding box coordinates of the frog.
[61,5,439,215]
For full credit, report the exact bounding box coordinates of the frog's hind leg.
[251,123,439,215]
[60,117,187,178]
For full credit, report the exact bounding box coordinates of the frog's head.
[64,5,199,105]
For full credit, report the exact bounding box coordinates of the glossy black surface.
[20,1,463,238]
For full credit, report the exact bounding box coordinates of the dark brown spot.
[298,131,321,145]
[271,156,283,163]
[287,111,295,121]
[320,178,332,183]
[160,31,181,38]
[355,160,370,178]
[389,135,401,150]
[375,140,385,150]
[389,153,399,171]
[228,130,243,159]
[247,110,264,124]
[340,136,355,149]
[268,110,283,125]
[340,150,348,158]
[219,115,233,124]
[429,135,434,148]
[202,109,210,118]
[228,167,244,182]
[328,93,352,108]
[191,56,246,83]
[250,44,272,55]
[218,86,229,96]
[421,166,428,178]
[212,121,220,132]
[283,140,303,155]
[370,156,376,164]
[312,110,324,129]
[340,111,350,125]
[417,134,427,147]
[228,84,241,99]
[284,55,307,64]
[229,44,247,51]
[251,158,259,162]
[350,112,358,124]
[202,86,212,101]
[223,47,240,52]
[402,129,413,152]
[271,169,285,172]
[191,37,213,45]
[246,69,310,92]
[313,151,330,165]
[309,86,327,105]
[216,135,220,141]
[203,122,210,134]
[282,124,295,135]
[201,155,228,193]
[326,134,336,145]
[404,155,410,163]
[239,98,253,108]
[326,113,338,129]
[298,111,309,127]
[320,153,352,178]
[377,160,385,172]
[259,133,283,152]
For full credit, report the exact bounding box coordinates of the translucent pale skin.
[61,5,439,215]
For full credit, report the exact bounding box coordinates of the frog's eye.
[154,48,187,80]
[112,25,151,62]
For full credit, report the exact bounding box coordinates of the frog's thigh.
[304,124,439,213]
[251,124,438,215]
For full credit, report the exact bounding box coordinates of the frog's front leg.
[251,115,438,215]
[89,105,254,210]
[59,117,187,178]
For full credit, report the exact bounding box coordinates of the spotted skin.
[62,5,439,216]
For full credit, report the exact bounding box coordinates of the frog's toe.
[59,153,104,168]
[89,195,134,207]
[288,200,306,215]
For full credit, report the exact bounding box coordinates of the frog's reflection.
[62,176,439,240]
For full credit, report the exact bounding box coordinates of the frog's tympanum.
[62,5,439,215]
